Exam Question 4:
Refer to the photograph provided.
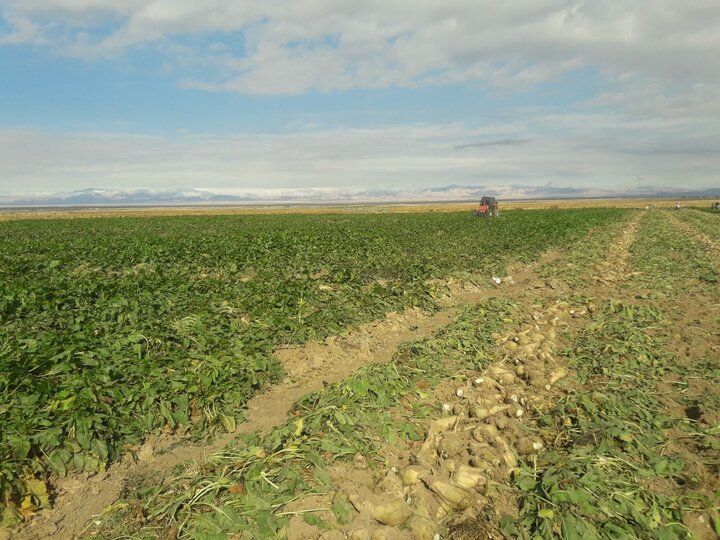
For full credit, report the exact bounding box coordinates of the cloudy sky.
[1,1,719,201]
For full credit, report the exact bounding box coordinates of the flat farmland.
[0,197,717,222]
[1,208,718,539]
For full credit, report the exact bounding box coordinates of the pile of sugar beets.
[333,301,574,539]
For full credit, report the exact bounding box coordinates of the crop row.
[85,299,514,538]
[87,209,720,539]
[0,209,624,522]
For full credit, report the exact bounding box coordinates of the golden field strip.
[0,197,717,221]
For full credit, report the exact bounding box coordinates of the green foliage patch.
[679,209,720,237]
[538,211,636,287]
[629,211,720,296]
[0,209,623,522]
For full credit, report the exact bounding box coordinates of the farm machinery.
[473,196,499,217]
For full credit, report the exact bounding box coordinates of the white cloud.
[1,114,718,196]
[0,14,48,45]
[1,2,718,197]
[3,1,719,93]
[4,183,714,207]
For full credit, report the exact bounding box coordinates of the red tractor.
[473,196,499,217]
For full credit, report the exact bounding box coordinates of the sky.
[1,1,719,202]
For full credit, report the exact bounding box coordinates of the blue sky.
[0,1,718,202]
[0,46,588,132]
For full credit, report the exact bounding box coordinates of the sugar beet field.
[1,208,719,540]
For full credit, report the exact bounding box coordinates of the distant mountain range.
[1,185,719,208]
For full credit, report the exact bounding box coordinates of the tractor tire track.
[592,211,643,291]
